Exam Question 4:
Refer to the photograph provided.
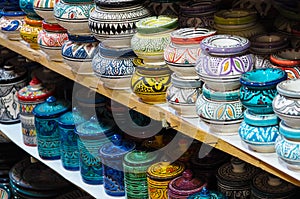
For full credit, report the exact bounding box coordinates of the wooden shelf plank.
[1,33,300,187]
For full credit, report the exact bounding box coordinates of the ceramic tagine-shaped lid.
[168,169,206,197]
[17,77,54,103]
[32,96,70,118]
[147,161,185,181]
[58,111,86,129]
[124,150,158,168]
[187,187,227,199]
[251,172,297,198]
[0,65,27,84]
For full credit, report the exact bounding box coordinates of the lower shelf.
[0,122,124,199]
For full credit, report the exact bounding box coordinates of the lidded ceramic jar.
[20,16,43,49]
[168,169,206,199]
[187,187,226,199]
[88,3,151,46]
[0,64,27,124]
[239,68,287,114]
[214,9,265,38]
[270,49,300,79]
[53,0,95,35]
[58,111,85,171]
[92,42,137,89]
[74,116,115,185]
[123,150,158,199]
[195,34,254,91]
[131,15,178,64]
[61,34,99,75]
[33,0,58,23]
[99,134,135,196]
[32,96,70,160]
[131,58,172,104]
[166,74,202,118]
[147,161,185,199]
[251,171,297,199]
[19,0,43,20]
[164,28,216,80]
[17,77,54,146]
[216,157,259,199]
[38,21,68,62]
[0,10,25,40]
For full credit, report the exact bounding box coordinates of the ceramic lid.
[17,77,54,102]
[216,157,259,187]
[276,79,300,98]
[74,116,115,137]
[170,28,216,45]
[249,33,288,52]
[58,111,86,129]
[187,187,226,199]
[136,15,178,34]
[0,65,27,84]
[168,170,205,196]
[251,172,297,198]
[124,150,158,166]
[200,34,250,56]
[270,49,300,67]
[202,83,239,101]
[214,9,257,25]
[99,134,135,159]
[171,73,202,88]
[147,161,185,180]
[244,110,279,127]
[32,96,70,118]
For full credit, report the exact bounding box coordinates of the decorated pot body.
[0,11,25,40]
[146,0,180,16]
[61,34,99,75]
[37,22,68,61]
[0,65,27,124]
[89,5,150,45]
[54,0,95,35]
[19,0,43,19]
[20,16,43,49]
[166,74,202,118]
[92,43,137,89]
[33,0,58,23]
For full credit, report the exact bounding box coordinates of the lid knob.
[199,187,210,198]
[46,96,57,105]
[111,134,122,146]
[182,169,193,181]
[29,76,42,90]
[231,157,246,173]
[267,174,282,186]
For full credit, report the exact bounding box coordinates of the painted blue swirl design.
[1,20,20,31]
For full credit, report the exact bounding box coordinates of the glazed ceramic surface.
[147,161,185,199]
[33,0,58,23]
[166,74,202,118]
[19,0,43,19]
[92,43,137,89]
[0,11,25,40]
[0,65,27,124]
[20,16,43,49]
[32,96,70,160]
[99,134,135,197]
[61,34,99,75]
[273,79,300,128]
[146,0,180,16]
[17,77,54,146]
[239,68,287,114]
[54,0,95,35]
[187,187,226,199]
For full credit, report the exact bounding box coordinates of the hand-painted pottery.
[147,161,185,199]
[123,150,158,199]
[168,169,206,199]
[17,77,54,146]
[187,187,226,199]
[38,21,68,62]
[251,171,297,199]
[61,34,99,75]
[32,96,70,160]
[239,68,287,114]
[94,0,142,8]
[92,42,137,89]
[0,65,27,124]
[53,0,95,35]
[216,157,259,199]
[179,1,218,29]
[290,25,300,49]
[166,74,202,118]
[273,1,300,21]
[145,0,180,16]
[74,116,115,185]
[275,135,300,171]
[19,16,43,49]
[0,184,11,199]
[19,0,43,20]
[278,121,300,141]
[273,15,299,36]
[99,134,135,196]
[58,111,85,171]
[270,49,300,79]
[33,0,59,23]
[0,10,25,40]
[89,5,150,45]
[131,59,172,104]
[273,79,300,128]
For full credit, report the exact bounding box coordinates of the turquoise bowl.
[202,83,240,101]
[243,109,279,127]
[240,68,287,114]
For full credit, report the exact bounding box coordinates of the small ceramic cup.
[20,16,43,49]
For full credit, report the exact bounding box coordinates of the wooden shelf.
[1,33,300,188]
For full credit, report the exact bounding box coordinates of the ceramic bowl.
[0,11,25,40]
[214,9,257,26]
[275,135,300,171]
[202,83,240,101]
[273,79,300,128]
[279,121,300,141]
[92,43,136,90]
[170,28,216,45]
[61,34,99,75]
[243,109,279,127]
[239,68,287,114]
[19,0,43,19]
[54,0,95,35]
[20,16,43,49]
[33,0,57,23]
[166,74,202,118]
